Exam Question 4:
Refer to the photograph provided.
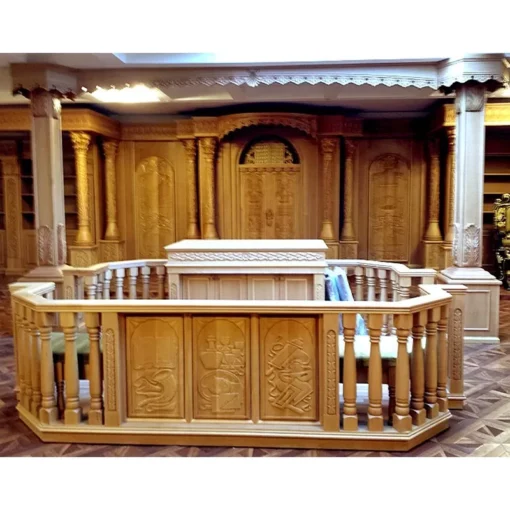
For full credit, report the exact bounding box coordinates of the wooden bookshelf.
[20,159,35,230]
[63,139,78,232]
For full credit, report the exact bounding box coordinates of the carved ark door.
[135,156,176,258]
[239,138,302,239]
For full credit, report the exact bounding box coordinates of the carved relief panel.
[260,317,318,421]
[356,138,426,266]
[193,317,250,420]
[239,137,301,239]
[368,153,411,261]
[126,317,184,419]
[134,156,176,258]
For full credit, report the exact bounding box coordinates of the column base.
[439,266,501,343]
[423,240,443,270]
[441,243,453,269]
[69,245,99,267]
[425,402,439,419]
[410,408,426,426]
[324,241,339,259]
[342,415,358,431]
[39,406,58,425]
[338,241,358,259]
[392,413,412,432]
[367,413,384,432]
[99,240,125,262]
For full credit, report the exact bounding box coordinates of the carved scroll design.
[326,330,337,415]
[104,328,117,411]
[168,251,323,262]
[368,153,410,261]
[135,156,176,258]
[57,223,67,265]
[315,283,324,300]
[463,224,481,267]
[452,308,463,380]
[65,286,73,300]
[170,284,177,299]
[275,173,296,239]
[31,88,60,119]
[242,139,297,165]
[243,174,263,239]
[464,86,486,113]
[37,225,55,266]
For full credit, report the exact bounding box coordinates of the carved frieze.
[104,328,117,411]
[452,308,463,380]
[326,329,337,415]
[168,251,324,262]
[121,124,176,141]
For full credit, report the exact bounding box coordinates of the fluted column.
[445,128,456,243]
[319,137,337,241]
[182,139,200,239]
[341,139,356,241]
[425,138,442,241]
[20,87,68,289]
[103,139,120,240]
[199,137,218,239]
[70,132,93,245]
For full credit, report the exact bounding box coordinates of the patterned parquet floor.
[1,282,510,457]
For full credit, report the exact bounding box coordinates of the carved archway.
[368,153,411,262]
[238,136,302,239]
[134,156,175,258]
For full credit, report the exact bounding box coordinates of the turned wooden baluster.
[115,268,125,299]
[37,312,58,424]
[96,273,104,299]
[378,269,388,335]
[366,268,376,301]
[21,312,33,411]
[425,307,440,419]
[129,267,139,299]
[85,275,98,300]
[85,312,103,425]
[354,267,364,301]
[399,277,411,300]
[437,305,449,412]
[367,314,384,431]
[60,312,82,425]
[393,315,412,432]
[103,270,112,299]
[390,277,399,335]
[141,266,151,299]
[410,310,427,426]
[342,313,358,431]
[156,266,166,298]
[29,310,42,417]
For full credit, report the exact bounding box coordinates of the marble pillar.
[439,83,501,343]
[20,87,68,290]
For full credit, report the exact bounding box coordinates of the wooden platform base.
[18,406,450,452]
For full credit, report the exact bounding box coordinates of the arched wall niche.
[216,126,320,240]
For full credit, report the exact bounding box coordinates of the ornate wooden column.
[182,139,200,239]
[0,141,23,275]
[69,132,97,266]
[19,86,68,290]
[339,139,358,258]
[199,137,218,240]
[423,138,443,269]
[319,137,338,257]
[100,139,124,261]
[439,82,501,342]
[442,127,456,267]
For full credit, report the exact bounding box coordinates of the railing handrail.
[10,281,452,315]
[61,258,167,277]
[327,259,437,279]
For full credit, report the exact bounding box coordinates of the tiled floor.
[1,283,510,457]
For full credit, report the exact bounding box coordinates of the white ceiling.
[0,53,508,117]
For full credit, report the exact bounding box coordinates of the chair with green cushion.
[338,334,426,423]
[50,332,101,416]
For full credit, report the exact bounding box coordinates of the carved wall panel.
[193,317,250,420]
[356,139,426,266]
[368,153,411,261]
[126,317,184,419]
[260,317,318,421]
[217,127,322,240]
[134,156,176,258]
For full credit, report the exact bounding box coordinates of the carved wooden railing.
[9,277,467,450]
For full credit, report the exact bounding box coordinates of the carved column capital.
[70,132,92,154]
[182,138,197,158]
[345,139,357,159]
[455,84,487,114]
[103,139,119,160]
[199,137,217,162]
[320,137,337,157]
[446,127,456,147]
[30,87,62,120]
